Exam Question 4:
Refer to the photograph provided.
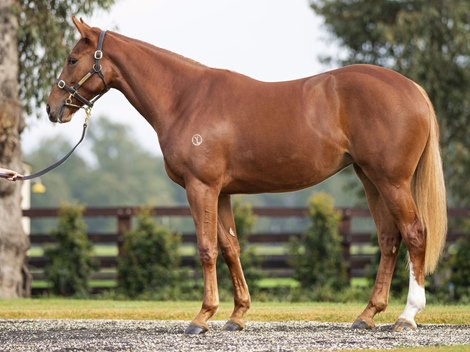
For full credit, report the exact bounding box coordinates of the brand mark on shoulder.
[192,134,203,146]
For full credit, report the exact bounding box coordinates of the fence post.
[339,208,352,280]
[117,208,132,256]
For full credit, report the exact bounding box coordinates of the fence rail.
[25,207,470,293]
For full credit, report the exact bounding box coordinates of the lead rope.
[18,108,92,181]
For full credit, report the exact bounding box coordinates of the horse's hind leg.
[352,165,402,329]
[217,194,251,331]
[366,175,426,331]
[383,187,426,332]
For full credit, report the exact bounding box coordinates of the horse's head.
[47,17,111,123]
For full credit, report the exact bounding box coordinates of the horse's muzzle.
[46,103,63,123]
[46,104,57,122]
[46,104,56,122]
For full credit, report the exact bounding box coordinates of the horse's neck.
[107,32,206,136]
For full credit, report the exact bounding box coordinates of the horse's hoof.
[393,318,417,332]
[184,323,208,335]
[223,320,244,331]
[351,318,375,330]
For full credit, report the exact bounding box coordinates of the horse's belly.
[222,156,348,194]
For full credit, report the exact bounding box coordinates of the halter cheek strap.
[56,30,109,110]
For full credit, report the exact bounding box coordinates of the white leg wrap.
[398,262,426,328]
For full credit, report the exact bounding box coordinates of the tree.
[310,0,470,205]
[83,118,184,206]
[0,0,30,298]
[448,237,470,302]
[0,0,114,297]
[26,117,186,211]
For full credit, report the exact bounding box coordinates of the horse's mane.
[109,31,207,69]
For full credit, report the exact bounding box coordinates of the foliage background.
[18,1,470,302]
[16,0,115,116]
[310,0,470,206]
[117,207,191,299]
[43,204,98,296]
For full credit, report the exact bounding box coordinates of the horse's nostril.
[46,104,51,115]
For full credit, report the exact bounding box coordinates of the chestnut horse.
[47,18,447,334]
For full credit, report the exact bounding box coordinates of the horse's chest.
[162,139,224,187]
[163,157,186,187]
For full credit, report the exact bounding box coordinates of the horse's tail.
[412,83,447,275]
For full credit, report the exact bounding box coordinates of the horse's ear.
[71,16,92,39]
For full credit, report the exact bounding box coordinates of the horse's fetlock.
[240,299,251,311]
[202,302,219,315]
[375,302,387,313]
[370,299,387,313]
[235,295,251,309]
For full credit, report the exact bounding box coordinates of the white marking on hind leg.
[398,262,426,328]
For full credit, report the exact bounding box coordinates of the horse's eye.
[68,57,78,65]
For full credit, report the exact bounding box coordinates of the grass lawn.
[0,299,469,325]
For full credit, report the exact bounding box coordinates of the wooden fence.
[24,207,470,294]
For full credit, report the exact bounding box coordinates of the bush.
[117,207,190,299]
[216,198,264,299]
[44,204,98,297]
[288,192,348,292]
[448,236,470,302]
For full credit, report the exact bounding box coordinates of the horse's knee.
[220,244,240,264]
[198,246,218,265]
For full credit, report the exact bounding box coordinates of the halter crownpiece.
[56,30,109,110]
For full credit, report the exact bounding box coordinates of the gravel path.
[0,319,469,351]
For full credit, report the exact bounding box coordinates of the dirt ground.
[1,319,469,351]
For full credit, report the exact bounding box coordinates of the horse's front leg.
[217,194,251,331]
[184,180,220,335]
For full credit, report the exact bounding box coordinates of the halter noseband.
[56,30,109,111]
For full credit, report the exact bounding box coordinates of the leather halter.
[56,30,109,111]
[17,33,110,181]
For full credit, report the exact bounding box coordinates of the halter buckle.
[57,80,66,89]
[94,50,103,60]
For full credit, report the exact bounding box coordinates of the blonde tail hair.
[412,83,447,275]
